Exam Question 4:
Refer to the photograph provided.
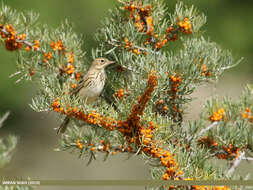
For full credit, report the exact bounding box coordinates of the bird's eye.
[100,59,105,63]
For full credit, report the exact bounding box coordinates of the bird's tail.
[57,116,70,134]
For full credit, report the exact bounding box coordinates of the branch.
[108,38,149,52]
[226,151,245,178]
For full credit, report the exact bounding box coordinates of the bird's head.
[91,57,115,70]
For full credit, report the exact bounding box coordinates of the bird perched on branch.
[57,57,115,134]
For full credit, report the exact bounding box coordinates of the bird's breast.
[78,71,105,102]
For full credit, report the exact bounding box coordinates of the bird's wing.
[71,69,93,96]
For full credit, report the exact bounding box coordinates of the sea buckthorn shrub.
[0,0,251,189]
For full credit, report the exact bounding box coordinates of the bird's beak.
[108,61,115,65]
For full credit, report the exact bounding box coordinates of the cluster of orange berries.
[156,99,169,114]
[0,24,24,51]
[139,122,182,180]
[138,122,183,180]
[22,40,39,51]
[209,108,226,122]
[33,40,40,51]
[152,35,168,49]
[68,72,82,89]
[59,63,75,75]
[24,40,40,51]
[124,3,153,35]
[169,74,183,117]
[51,99,129,133]
[76,139,84,149]
[123,37,143,55]
[114,88,128,100]
[123,2,193,51]
[68,52,74,63]
[50,40,65,52]
[51,100,137,138]
[242,107,253,122]
[148,71,158,86]
[173,178,231,190]
[124,2,170,50]
[201,65,211,77]
[139,122,155,145]
[66,64,75,75]
[198,136,218,149]
[149,16,192,50]
[71,83,77,89]
[154,74,182,117]
[121,72,158,137]
[75,72,82,80]
[192,185,231,190]
[177,17,192,34]
[57,51,76,76]
[198,137,240,160]
[42,51,52,63]
[145,33,169,50]
[161,150,183,180]
[216,144,240,160]
[165,26,178,41]
[128,72,158,122]
[146,26,177,50]
[0,24,79,78]
[169,75,182,94]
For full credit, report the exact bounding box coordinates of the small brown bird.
[57,57,115,134]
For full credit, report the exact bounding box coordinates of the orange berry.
[201,65,207,72]
[71,84,77,89]
[245,107,251,112]
[25,46,31,51]
[29,68,35,76]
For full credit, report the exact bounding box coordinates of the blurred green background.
[0,0,252,190]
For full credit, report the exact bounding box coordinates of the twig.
[0,112,10,128]
[109,38,159,55]
[196,121,218,138]
[226,151,245,178]
[9,71,21,78]
[242,157,253,161]
[187,121,218,142]
[109,38,149,52]
[117,0,125,4]
[1,28,42,52]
